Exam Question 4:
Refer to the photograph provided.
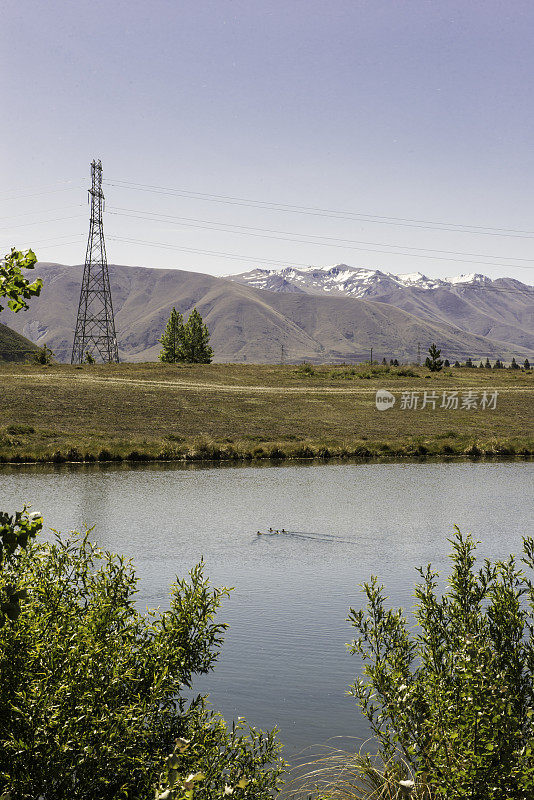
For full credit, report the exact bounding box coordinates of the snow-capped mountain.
[229,264,500,298]
[228,264,534,352]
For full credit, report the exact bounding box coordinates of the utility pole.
[370,347,373,364]
[417,342,421,366]
[71,159,119,364]
[280,344,285,365]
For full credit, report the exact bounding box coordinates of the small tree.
[348,530,534,799]
[0,248,42,314]
[485,358,492,369]
[465,357,473,368]
[510,357,519,370]
[158,307,184,363]
[525,359,531,370]
[494,359,502,369]
[424,343,443,372]
[84,351,96,364]
[479,361,484,368]
[180,308,213,364]
[33,343,54,365]
[443,358,450,367]
[453,360,461,368]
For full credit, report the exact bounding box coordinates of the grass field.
[0,361,532,463]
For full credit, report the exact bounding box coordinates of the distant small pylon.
[71,159,119,364]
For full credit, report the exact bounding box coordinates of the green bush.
[0,511,284,799]
[297,363,316,376]
[348,529,534,799]
[33,343,54,364]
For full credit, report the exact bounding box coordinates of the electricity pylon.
[71,159,119,364]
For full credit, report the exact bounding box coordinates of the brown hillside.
[3,262,530,363]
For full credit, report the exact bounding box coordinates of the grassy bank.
[0,362,532,463]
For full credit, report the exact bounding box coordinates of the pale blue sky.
[2,0,534,282]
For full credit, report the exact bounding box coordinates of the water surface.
[1,460,531,760]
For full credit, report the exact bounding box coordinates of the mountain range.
[1,262,532,363]
[229,265,534,354]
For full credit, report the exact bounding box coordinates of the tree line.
[377,345,531,372]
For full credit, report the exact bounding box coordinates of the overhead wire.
[1,176,531,290]
[0,204,85,221]
[0,214,87,232]
[107,205,534,269]
[105,178,534,239]
[0,185,83,202]
[105,235,533,295]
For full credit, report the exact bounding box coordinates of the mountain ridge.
[1,262,531,363]
[0,322,39,362]
[228,264,534,352]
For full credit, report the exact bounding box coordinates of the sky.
[2,0,534,283]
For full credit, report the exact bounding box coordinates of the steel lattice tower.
[71,159,119,364]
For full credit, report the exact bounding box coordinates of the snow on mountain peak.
[397,272,427,283]
[446,273,490,285]
[227,264,521,299]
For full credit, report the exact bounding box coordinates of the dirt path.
[5,372,531,396]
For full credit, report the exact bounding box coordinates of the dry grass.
[0,362,532,463]
[287,744,432,800]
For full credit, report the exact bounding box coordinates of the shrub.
[0,511,284,799]
[6,425,35,435]
[348,530,534,799]
[33,343,54,365]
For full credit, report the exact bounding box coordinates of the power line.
[0,233,85,252]
[106,235,533,294]
[107,235,308,266]
[107,205,534,269]
[0,204,85,222]
[0,185,82,202]
[105,178,534,239]
[0,214,86,232]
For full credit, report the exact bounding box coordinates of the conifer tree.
[525,358,531,370]
[485,357,492,368]
[158,307,184,363]
[425,343,443,372]
[180,308,213,364]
